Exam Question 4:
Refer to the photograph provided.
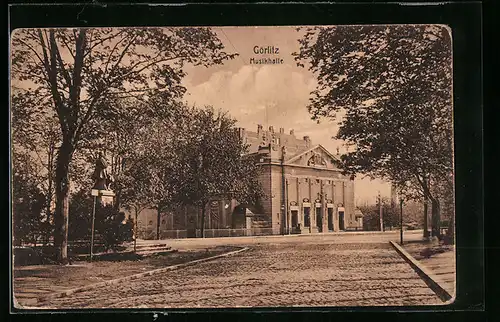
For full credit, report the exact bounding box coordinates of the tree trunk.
[423,199,429,238]
[378,194,383,232]
[112,156,121,212]
[54,141,73,264]
[114,190,121,212]
[200,203,206,238]
[45,141,55,246]
[156,207,161,240]
[430,197,441,238]
[447,212,455,245]
[134,208,138,253]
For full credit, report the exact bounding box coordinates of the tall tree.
[294,25,453,240]
[12,151,47,246]
[11,27,237,262]
[119,153,152,249]
[11,88,60,240]
[142,118,182,240]
[174,106,264,238]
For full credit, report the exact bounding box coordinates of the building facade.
[240,125,361,234]
[130,125,361,239]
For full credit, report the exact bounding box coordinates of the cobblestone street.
[38,237,443,308]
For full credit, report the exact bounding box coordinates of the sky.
[180,26,391,205]
[10,26,392,205]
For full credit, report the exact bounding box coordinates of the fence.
[193,228,280,238]
[138,227,289,240]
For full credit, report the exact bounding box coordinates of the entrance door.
[291,210,298,230]
[316,207,323,232]
[304,207,310,228]
[339,211,345,230]
[328,208,334,231]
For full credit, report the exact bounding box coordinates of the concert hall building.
[133,125,361,238]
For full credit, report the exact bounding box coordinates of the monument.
[91,152,115,205]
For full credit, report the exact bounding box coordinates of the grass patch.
[401,240,454,261]
[13,245,242,307]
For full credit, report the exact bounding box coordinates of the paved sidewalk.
[13,246,238,307]
[36,238,442,309]
[400,240,456,298]
[421,251,455,297]
[130,230,425,250]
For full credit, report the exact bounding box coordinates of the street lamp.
[90,153,115,262]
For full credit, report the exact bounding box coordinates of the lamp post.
[378,192,384,232]
[400,197,404,245]
[90,153,115,262]
[90,193,97,262]
[134,209,137,254]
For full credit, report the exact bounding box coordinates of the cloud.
[182,56,391,203]
[183,64,318,131]
[182,63,352,158]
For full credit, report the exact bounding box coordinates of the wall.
[281,167,359,231]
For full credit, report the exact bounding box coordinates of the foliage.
[360,198,424,231]
[232,153,266,211]
[111,101,265,239]
[173,106,265,236]
[115,100,194,239]
[68,188,133,250]
[11,27,237,261]
[67,189,93,241]
[359,199,398,231]
[294,25,453,238]
[95,206,134,251]
[12,155,47,246]
[11,88,59,231]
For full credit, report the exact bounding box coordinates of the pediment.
[285,145,341,170]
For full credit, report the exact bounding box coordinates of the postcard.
[10,25,455,309]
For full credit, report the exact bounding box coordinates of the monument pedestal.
[92,189,115,206]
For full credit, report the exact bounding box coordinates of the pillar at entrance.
[334,208,340,232]
[322,207,328,233]
[301,204,311,234]
[311,203,321,233]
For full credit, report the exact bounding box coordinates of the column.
[343,181,347,229]
[286,179,290,234]
[334,182,340,232]
[322,180,328,233]
[309,177,315,232]
[297,177,301,227]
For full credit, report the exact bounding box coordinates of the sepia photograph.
[10,25,455,309]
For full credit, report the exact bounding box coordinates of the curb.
[389,241,453,303]
[37,246,249,304]
[74,249,175,260]
[135,230,424,245]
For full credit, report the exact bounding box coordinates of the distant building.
[130,124,360,239]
